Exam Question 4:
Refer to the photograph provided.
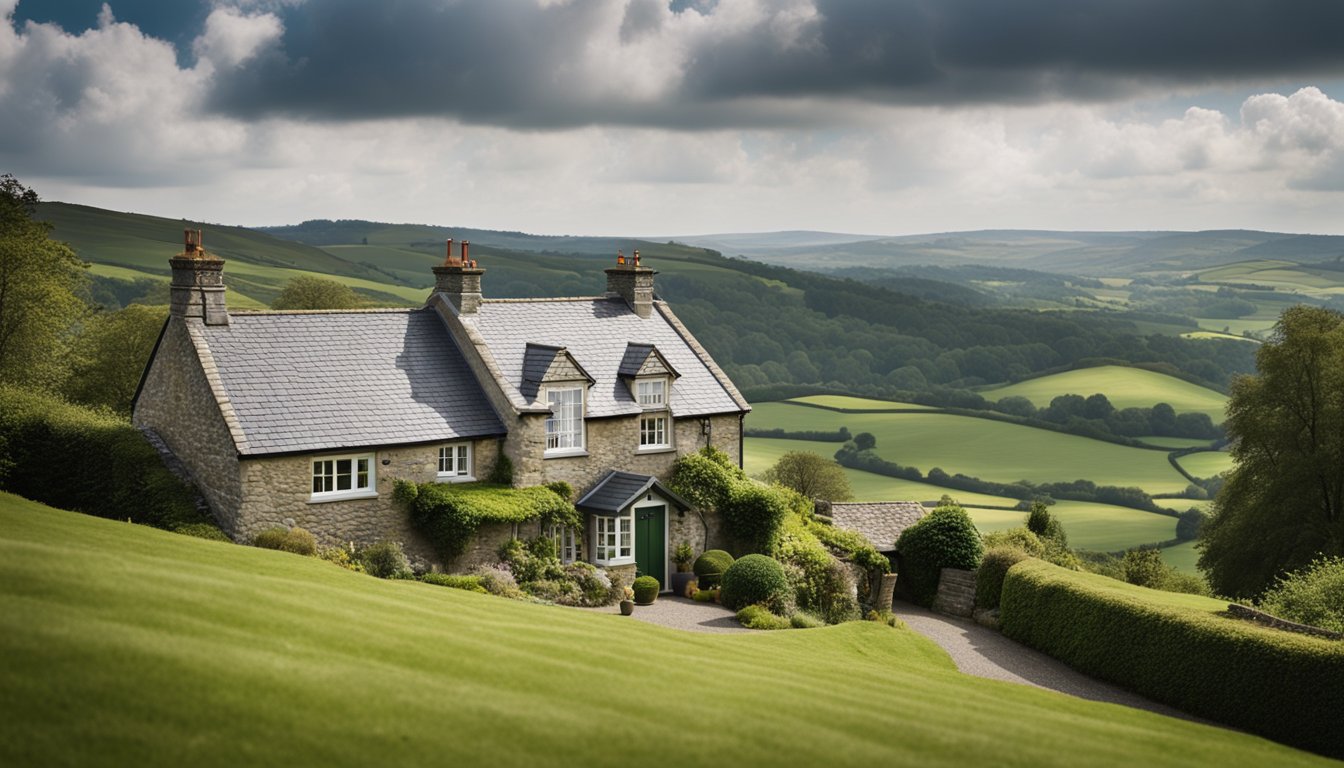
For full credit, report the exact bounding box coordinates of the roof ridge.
[481,296,610,304]
[229,308,419,315]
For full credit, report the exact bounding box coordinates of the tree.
[66,304,168,413]
[853,431,876,451]
[760,451,853,501]
[1199,306,1344,598]
[270,276,362,310]
[0,175,87,389]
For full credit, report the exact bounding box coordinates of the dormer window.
[636,379,666,407]
[545,385,586,455]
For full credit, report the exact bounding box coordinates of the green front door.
[634,504,667,590]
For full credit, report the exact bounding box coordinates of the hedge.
[1000,559,1344,758]
[396,480,579,562]
[0,385,208,531]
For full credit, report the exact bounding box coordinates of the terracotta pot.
[620,599,635,616]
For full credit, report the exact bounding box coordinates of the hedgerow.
[895,501,983,607]
[0,385,212,533]
[396,480,579,562]
[1000,559,1344,759]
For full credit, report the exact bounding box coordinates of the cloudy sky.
[5,0,1344,236]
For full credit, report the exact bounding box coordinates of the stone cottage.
[133,231,751,588]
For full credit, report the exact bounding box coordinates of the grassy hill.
[1,493,1329,767]
[978,366,1229,423]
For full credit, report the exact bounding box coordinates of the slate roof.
[823,501,928,552]
[197,309,505,456]
[466,298,748,418]
[576,470,691,516]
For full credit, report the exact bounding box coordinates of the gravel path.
[891,601,1206,722]
[576,595,749,634]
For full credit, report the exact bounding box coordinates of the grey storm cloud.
[204,0,1344,128]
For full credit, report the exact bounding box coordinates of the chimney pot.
[445,239,454,265]
[169,228,228,325]
[461,240,470,263]
[430,237,484,315]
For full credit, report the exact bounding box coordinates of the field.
[1177,451,1235,479]
[4,494,1325,767]
[746,403,1192,495]
[1161,541,1203,574]
[785,395,934,411]
[746,438,1178,552]
[978,366,1229,422]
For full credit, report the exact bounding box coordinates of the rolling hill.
[978,366,1230,423]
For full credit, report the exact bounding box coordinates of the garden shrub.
[632,575,660,604]
[789,611,825,629]
[420,573,487,593]
[0,385,210,532]
[319,546,365,572]
[253,527,289,550]
[895,501,984,607]
[693,549,735,587]
[720,554,792,612]
[737,604,791,630]
[560,562,622,607]
[174,523,230,542]
[278,526,317,556]
[669,448,740,512]
[975,546,1032,609]
[543,480,573,501]
[720,481,789,554]
[982,527,1045,558]
[1000,559,1344,758]
[692,587,719,603]
[356,540,411,579]
[471,563,523,599]
[1258,556,1344,633]
[775,517,858,624]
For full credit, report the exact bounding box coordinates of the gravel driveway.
[576,595,749,634]
[891,601,1207,722]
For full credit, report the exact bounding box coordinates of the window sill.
[544,449,589,459]
[308,490,379,504]
[636,445,675,455]
[435,474,477,484]
[595,557,636,567]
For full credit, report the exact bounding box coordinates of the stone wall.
[1227,603,1344,640]
[236,438,500,571]
[132,318,245,536]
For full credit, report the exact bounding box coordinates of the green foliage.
[172,523,230,542]
[419,573,487,593]
[1258,557,1344,633]
[1026,501,1052,537]
[895,501,984,607]
[0,386,207,531]
[1200,306,1344,598]
[65,304,167,414]
[736,604,791,630]
[976,547,1032,609]
[669,448,740,511]
[632,575,660,604]
[543,480,573,501]
[789,611,826,629]
[691,587,719,602]
[853,432,876,451]
[279,527,317,556]
[806,519,889,573]
[720,481,790,554]
[692,549,735,587]
[355,541,411,579]
[775,518,860,624]
[759,450,853,501]
[253,527,289,550]
[981,527,1046,558]
[318,546,365,573]
[0,176,88,391]
[399,481,578,562]
[1000,559,1344,758]
[499,537,565,584]
[270,275,363,310]
[487,454,514,485]
[672,541,694,568]
[720,554,792,612]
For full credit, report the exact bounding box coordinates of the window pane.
[438,447,449,473]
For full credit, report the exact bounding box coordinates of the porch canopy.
[576,470,692,516]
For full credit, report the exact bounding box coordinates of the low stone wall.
[1227,603,1344,641]
[932,567,977,618]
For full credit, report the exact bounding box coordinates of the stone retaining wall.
[1227,603,1344,640]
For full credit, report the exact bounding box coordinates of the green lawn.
[1176,451,1235,479]
[746,404,1192,495]
[1161,541,1203,575]
[978,366,1228,422]
[2,493,1329,767]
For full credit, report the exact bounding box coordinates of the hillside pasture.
[1176,451,1235,479]
[1160,541,1202,574]
[966,501,1176,552]
[785,394,935,411]
[4,494,1327,767]
[978,366,1228,422]
[746,403,1193,495]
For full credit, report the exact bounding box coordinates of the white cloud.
[193,7,284,70]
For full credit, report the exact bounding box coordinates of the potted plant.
[671,542,697,597]
[619,586,635,616]
[632,575,660,605]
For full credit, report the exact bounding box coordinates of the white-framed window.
[437,443,473,481]
[639,413,670,450]
[546,523,580,564]
[310,453,375,501]
[545,386,585,454]
[593,511,633,565]
[636,378,666,407]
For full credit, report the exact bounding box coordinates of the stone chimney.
[169,229,228,326]
[432,238,484,314]
[605,249,656,318]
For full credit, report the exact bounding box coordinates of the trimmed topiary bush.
[720,554,791,612]
[632,575,660,604]
[895,501,984,608]
[278,526,317,556]
[976,546,1032,609]
[693,549,734,588]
